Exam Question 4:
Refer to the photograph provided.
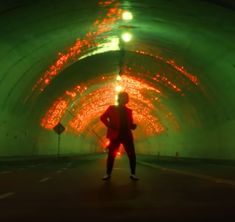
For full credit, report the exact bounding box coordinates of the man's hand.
[131,124,137,130]
[108,123,116,130]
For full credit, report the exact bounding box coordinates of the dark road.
[0,154,235,222]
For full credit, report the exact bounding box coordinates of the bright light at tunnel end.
[121,32,132,42]
[115,85,123,92]
[122,11,133,20]
[116,75,122,81]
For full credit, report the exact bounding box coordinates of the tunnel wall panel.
[136,120,235,160]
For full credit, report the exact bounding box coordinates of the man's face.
[118,93,129,105]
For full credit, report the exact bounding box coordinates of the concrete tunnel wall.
[0,0,235,159]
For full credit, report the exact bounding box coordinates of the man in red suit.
[100,92,139,180]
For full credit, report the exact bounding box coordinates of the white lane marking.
[0,171,11,175]
[0,192,15,200]
[39,177,51,182]
[137,161,235,186]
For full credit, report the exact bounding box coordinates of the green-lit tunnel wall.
[0,0,235,159]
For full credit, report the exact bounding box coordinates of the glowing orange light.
[65,90,77,98]
[115,85,123,92]
[135,50,199,85]
[41,67,184,137]
[105,140,110,147]
[32,0,122,94]
[152,73,182,93]
[41,99,68,129]
[67,74,166,136]
[37,0,189,141]
[99,0,116,6]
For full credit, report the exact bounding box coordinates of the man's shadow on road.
[96,180,141,202]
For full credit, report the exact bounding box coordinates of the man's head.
[117,91,129,106]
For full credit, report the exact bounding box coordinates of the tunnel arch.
[0,0,235,158]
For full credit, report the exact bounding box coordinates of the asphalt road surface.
[0,154,235,222]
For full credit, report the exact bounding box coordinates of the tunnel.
[0,0,235,221]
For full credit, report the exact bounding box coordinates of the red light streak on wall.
[120,69,180,131]
[41,73,180,136]
[65,85,88,99]
[166,60,199,85]
[132,105,164,135]
[121,75,161,95]
[32,0,121,93]
[68,75,166,136]
[122,66,184,96]
[99,0,116,6]
[135,50,199,85]
[65,90,76,98]
[41,84,87,130]
[152,73,182,93]
[41,98,68,129]
[69,86,115,133]
[33,40,88,92]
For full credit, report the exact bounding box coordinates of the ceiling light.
[121,32,132,42]
[122,11,133,20]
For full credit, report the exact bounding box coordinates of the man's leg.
[122,138,136,175]
[106,139,120,175]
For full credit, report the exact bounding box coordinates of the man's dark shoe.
[102,174,111,180]
[130,174,139,181]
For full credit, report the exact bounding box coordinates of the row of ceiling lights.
[121,11,133,42]
[114,10,134,102]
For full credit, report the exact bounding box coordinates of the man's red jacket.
[100,105,135,140]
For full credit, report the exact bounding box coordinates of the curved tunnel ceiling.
[0,0,235,155]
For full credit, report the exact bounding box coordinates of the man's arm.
[100,106,111,128]
[129,109,137,130]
